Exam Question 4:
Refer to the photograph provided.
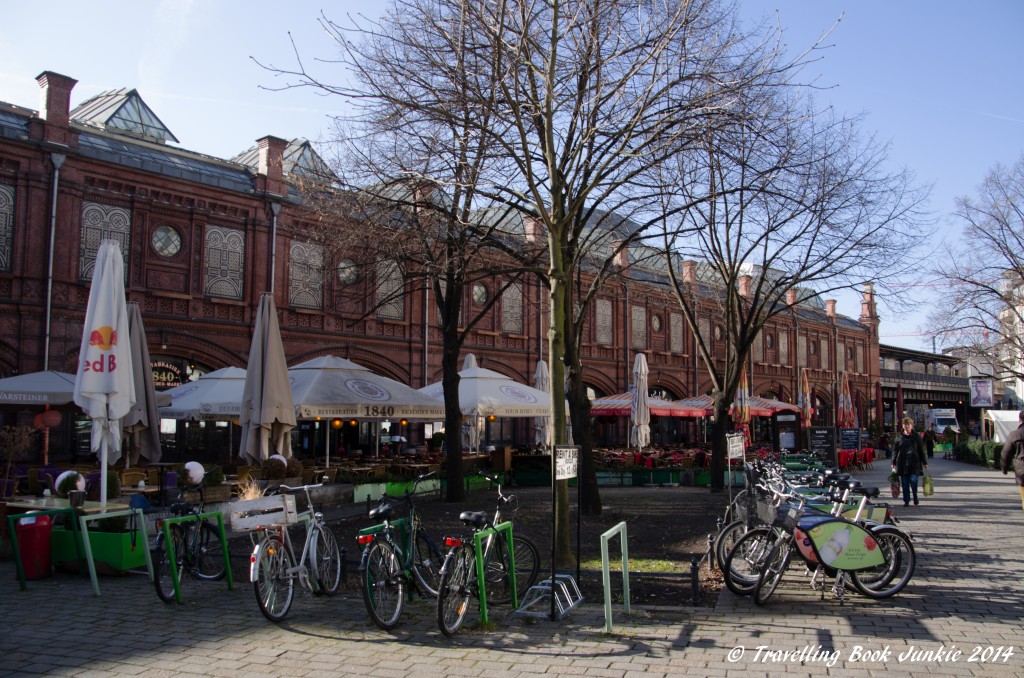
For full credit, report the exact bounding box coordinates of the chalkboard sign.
[807,427,836,465]
[839,428,861,450]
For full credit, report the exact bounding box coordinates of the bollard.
[706,533,715,570]
[690,557,700,606]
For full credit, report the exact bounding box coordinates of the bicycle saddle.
[835,478,862,491]
[458,511,489,529]
[369,503,395,521]
[851,486,881,499]
[169,501,193,516]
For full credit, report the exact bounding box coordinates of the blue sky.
[2,1,1021,352]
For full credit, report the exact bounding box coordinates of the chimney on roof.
[256,135,288,197]
[738,275,752,298]
[825,299,837,320]
[612,241,629,268]
[524,216,542,243]
[682,260,696,284]
[36,71,77,146]
[786,289,798,306]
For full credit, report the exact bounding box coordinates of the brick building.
[0,70,881,463]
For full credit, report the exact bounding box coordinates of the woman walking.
[892,417,928,507]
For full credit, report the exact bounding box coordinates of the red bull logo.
[83,325,118,374]
[89,326,116,351]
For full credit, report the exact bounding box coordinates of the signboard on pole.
[554,445,579,480]
[727,433,745,461]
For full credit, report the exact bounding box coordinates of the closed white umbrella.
[122,302,162,465]
[239,293,296,463]
[630,353,651,451]
[533,359,550,448]
[73,240,136,506]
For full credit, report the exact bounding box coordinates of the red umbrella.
[798,368,814,429]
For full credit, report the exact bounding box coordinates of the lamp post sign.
[555,445,579,480]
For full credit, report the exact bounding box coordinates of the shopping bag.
[922,474,934,497]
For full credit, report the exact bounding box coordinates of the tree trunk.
[441,328,465,502]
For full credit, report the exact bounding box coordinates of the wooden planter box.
[51,526,148,572]
[183,484,233,504]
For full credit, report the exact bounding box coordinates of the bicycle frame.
[157,510,232,604]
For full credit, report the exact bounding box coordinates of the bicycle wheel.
[754,537,793,606]
[309,523,343,596]
[722,527,775,596]
[154,525,186,603]
[484,534,541,605]
[714,519,748,572]
[850,525,916,599]
[253,536,295,622]
[411,527,444,597]
[437,546,475,637]
[193,521,227,581]
[362,540,405,630]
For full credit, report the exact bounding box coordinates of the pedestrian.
[1000,410,1024,513]
[924,424,936,459]
[892,417,928,507]
[879,431,892,459]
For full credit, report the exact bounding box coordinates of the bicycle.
[435,474,541,637]
[736,483,915,606]
[357,471,446,630]
[248,482,343,622]
[153,486,228,603]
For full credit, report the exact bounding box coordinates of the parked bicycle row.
[713,459,915,605]
[151,471,541,637]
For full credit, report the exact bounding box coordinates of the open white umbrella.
[121,301,162,465]
[239,293,296,464]
[0,370,77,405]
[159,367,247,420]
[533,359,550,448]
[629,353,651,451]
[73,240,136,506]
[419,353,551,418]
[287,355,445,465]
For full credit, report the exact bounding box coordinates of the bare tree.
[929,155,1024,385]
[262,5,547,501]
[655,92,930,489]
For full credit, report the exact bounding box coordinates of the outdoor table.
[121,484,161,497]
[5,496,153,595]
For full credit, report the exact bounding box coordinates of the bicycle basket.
[756,496,777,525]
[776,505,803,532]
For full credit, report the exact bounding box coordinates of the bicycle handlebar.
[279,482,324,492]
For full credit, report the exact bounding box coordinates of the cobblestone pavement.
[3,454,1022,677]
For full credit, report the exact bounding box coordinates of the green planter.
[385,478,440,497]
[596,471,631,486]
[51,526,148,572]
[631,470,680,485]
[512,469,550,487]
[694,470,711,487]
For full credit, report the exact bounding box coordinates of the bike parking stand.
[514,573,584,620]
[158,510,233,603]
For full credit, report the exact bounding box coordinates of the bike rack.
[514,574,584,620]
[158,511,233,604]
[599,521,629,632]
[358,517,418,600]
[472,520,515,625]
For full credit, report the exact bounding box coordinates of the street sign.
[727,433,745,460]
[554,445,579,480]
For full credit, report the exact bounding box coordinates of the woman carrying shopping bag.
[892,417,928,507]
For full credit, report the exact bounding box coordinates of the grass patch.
[578,557,680,573]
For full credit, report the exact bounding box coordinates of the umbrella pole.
[326,422,331,469]
[99,438,107,508]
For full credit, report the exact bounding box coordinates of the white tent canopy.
[984,410,1022,443]
[0,370,78,405]
[158,367,247,420]
[418,355,551,418]
[289,355,445,420]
